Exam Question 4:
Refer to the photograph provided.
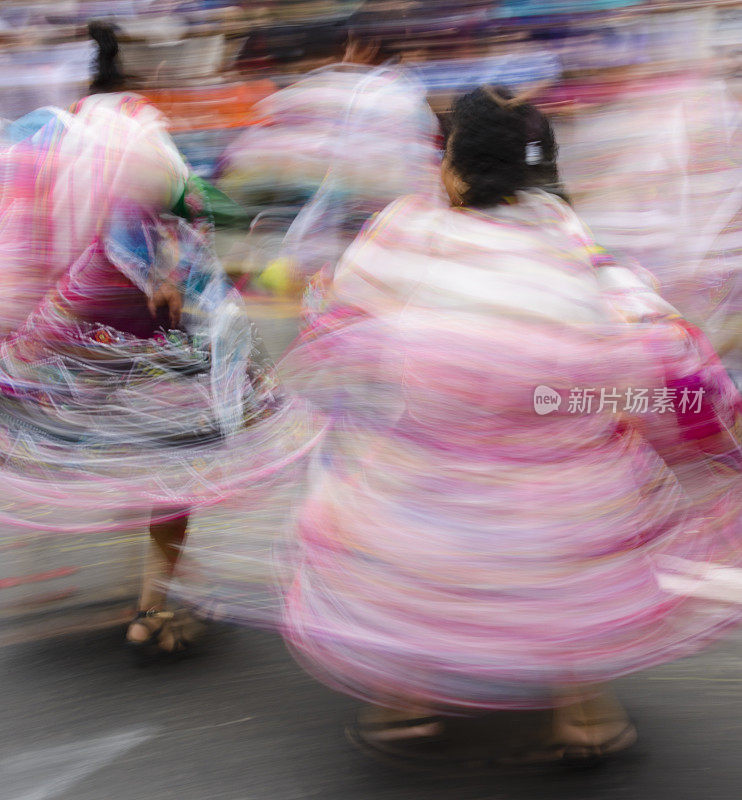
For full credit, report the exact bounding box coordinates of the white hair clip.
[526,141,542,166]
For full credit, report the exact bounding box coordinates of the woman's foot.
[549,691,637,763]
[126,609,192,665]
[346,706,447,766]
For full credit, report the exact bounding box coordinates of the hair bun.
[88,21,119,55]
[88,20,125,93]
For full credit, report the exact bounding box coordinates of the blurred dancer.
[555,61,742,385]
[279,86,742,765]
[218,8,440,293]
[0,23,317,661]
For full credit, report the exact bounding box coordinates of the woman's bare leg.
[127,510,189,647]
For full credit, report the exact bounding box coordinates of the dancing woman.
[278,86,742,764]
[218,9,440,295]
[0,23,317,661]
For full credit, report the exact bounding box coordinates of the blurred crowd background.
[3,0,741,192]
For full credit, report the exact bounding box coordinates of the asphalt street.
[2,623,742,800]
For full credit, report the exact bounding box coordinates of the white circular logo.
[533,385,562,415]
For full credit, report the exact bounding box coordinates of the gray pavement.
[1,624,742,800]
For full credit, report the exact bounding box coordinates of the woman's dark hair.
[447,85,568,208]
[88,21,126,93]
[344,4,401,64]
[237,21,347,68]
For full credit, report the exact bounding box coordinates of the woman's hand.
[147,282,182,328]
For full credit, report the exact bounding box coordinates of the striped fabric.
[280,190,742,709]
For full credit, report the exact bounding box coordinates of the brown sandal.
[126,609,191,666]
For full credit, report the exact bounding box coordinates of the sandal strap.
[132,609,175,622]
[129,610,174,641]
